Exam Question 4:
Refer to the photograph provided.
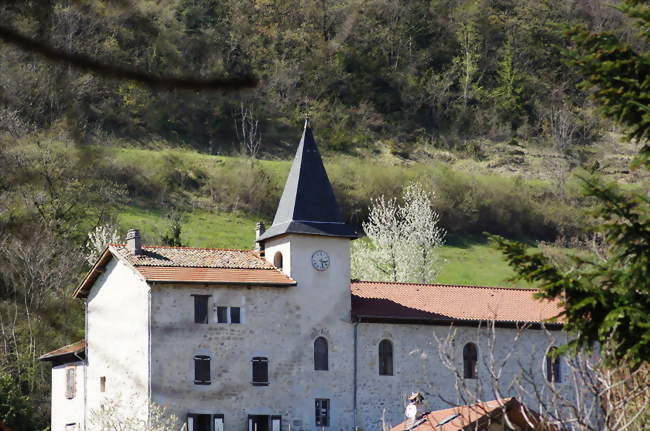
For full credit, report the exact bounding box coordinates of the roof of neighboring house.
[258,120,357,241]
[74,245,296,298]
[390,398,547,431]
[351,281,563,325]
[39,340,86,365]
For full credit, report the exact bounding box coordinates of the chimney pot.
[255,222,266,252]
[126,229,143,255]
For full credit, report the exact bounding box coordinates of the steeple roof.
[258,120,357,241]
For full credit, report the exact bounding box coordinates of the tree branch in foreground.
[0,24,257,91]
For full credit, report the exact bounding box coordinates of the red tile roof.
[74,245,295,298]
[351,281,563,325]
[390,398,549,431]
[112,245,275,269]
[39,340,86,361]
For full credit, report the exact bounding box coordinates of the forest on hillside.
[0,0,648,429]
[0,0,641,153]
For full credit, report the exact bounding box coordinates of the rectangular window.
[100,376,106,393]
[194,295,210,324]
[315,399,330,427]
[194,355,211,385]
[230,307,241,324]
[252,357,269,386]
[65,424,77,431]
[65,367,76,399]
[216,306,228,323]
[187,414,222,431]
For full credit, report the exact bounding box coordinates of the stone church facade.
[41,122,566,431]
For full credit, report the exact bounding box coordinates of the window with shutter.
[193,295,210,324]
[65,367,76,399]
[187,414,221,431]
[378,340,393,376]
[194,355,211,385]
[315,399,330,427]
[216,306,228,323]
[252,357,269,386]
[314,337,328,371]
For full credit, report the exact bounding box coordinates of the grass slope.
[119,204,530,288]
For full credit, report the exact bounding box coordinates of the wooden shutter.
[194,295,209,324]
[230,307,241,324]
[216,306,228,323]
[252,357,268,385]
[65,367,76,399]
[194,355,211,384]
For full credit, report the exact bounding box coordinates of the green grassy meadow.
[119,203,531,288]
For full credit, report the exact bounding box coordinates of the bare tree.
[84,224,119,264]
[545,103,578,200]
[234,103,263,161]
[433,322,650,431]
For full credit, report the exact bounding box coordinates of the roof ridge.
[110,243,253,252]
[351,280,539,292]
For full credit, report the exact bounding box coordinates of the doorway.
[248,415,281,431]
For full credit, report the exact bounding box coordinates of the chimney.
[255,222,265,253]
[126,229,143,255]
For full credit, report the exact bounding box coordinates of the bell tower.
[256,119,357,431]
[257,119,357,281]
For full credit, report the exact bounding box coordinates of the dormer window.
[274,252,283,269]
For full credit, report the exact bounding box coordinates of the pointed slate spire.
[258,120,357,241]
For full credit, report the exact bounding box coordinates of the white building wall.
[151,235,355,431]
[86,257,151,426]
[355,322,569,431]
[51,362,86,431]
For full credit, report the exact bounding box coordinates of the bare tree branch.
[0,24,257,91]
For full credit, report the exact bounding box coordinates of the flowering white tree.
[84,224,120,264]
[89,398,184,431]
[352,182,445,283]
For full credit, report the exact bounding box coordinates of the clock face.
[311,250,330,271]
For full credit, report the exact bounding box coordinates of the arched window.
[314,337,328,371]
[463,343,478,379]
[546,347,561,383]
[378,339,393,376]
[274,252,283,269]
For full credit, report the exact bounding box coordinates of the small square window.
[216,307,228,323]
[230,307,241,324]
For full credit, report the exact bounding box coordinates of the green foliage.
[0,0,636,151]
[565,0,650,166]
[160,212,185,247]
[490,175,650,365]
[0,372,38,430]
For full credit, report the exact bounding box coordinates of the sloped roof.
[258,120,357,241]
[39,340,86,362]
[351,281,563,325]
[74,245,296,298]
[390,398,547,431]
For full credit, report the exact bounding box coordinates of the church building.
[40,121,566,431]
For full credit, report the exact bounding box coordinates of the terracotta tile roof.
[390,398,547,431]
[39,340,86,361]
[351,281,563,325]
[74,245,295,297]
[112,245,275,269]
[137,267,296,285]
